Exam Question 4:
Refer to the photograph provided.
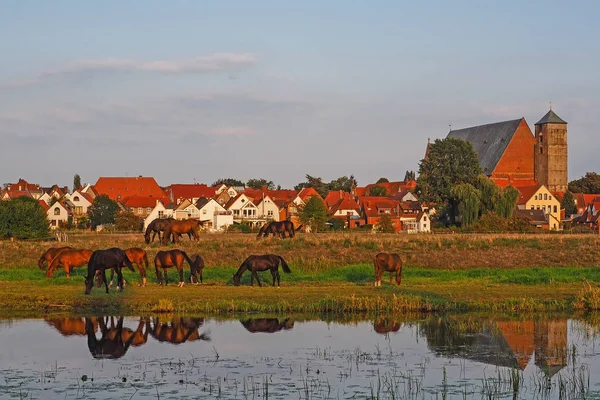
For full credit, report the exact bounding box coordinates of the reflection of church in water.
[421,318,567,376]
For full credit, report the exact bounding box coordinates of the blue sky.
[1,1,598,188]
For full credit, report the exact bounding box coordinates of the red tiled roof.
[516,185,542,205]
[494,178,539,189]
[359,197,401,218]
[329,196,360,215]
[165,184,216,202]
[121,195,170,208]
[38,200,49,211]
[297,187,323,201]
[583,194,600,206]
[244,187,298,203]
[93,176,166,201]
[7,178,40,192]
[2,191,33,199]
[324,190,355,208]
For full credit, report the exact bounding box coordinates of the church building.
[445,109,568,193]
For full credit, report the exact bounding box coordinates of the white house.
[196,197,233,231]
[65,190,93,218]
[173,199,201,220]
[416,212,431,233]
[47,201,70,229]
[143,200,173,230]
[225,193,262,225]
[254,195,281,221]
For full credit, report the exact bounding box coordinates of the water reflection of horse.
[85,317,148,359]
[46,317,98,336]
[240,318,294,333]
[373,318,401,335]
[46,248,93,278]
[162,219,201,244]
[147,317,210,344]
[374,252,402,287]
[256,221,296,239]
[233,254,291,286]
[154,250,204,287]
[85,248,134,294]
[38,246,73,270]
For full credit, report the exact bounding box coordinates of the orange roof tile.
[93,176,166,201]
[297,187,323,201]
[38,200,49,211]
[516,185,542,205]
[165,184,216,202]
[121,195,170,208]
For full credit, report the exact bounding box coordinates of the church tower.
[534,108,568,193]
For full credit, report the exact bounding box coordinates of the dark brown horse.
[162,219,201,244]
[374,252,402,287]
[147,316,210,344]
[257,221,296,239]
[103,247,149,287]
[46,248,93,278]
[233,254,291,286]
[144,217,175,244]
[240,318,294,333]
[38,246,73,270]
[85,248,134,294]
[154,250,203,287]
[373,318,401,335]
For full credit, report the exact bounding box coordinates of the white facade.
[416,212,431,233]
[47,202,70,229]
[174,199,201,220]
[333,208,360,217]
[226,194,259,220]
[255,195,281,221]
[143,201,173,230]
[66,190,93,216]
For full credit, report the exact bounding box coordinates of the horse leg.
[139,265,147,287]
[116,267,124,291]
[178,266,185,288]
[389,271,394,285]
[103,270,109,293]
[270,268,277,286]
[253,271,262,287]
[163,269,168,285]
[155,264,162,285]
[64,262,71,278]
[396,267,402,286]
[108,268,115,288]
[276,269,281,287]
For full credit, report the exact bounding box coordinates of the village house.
[143,200,173,230]
[515,185,562,230]
[64,190,93,222]
[325,191,362,228]
[121,195,171,218]
[195,197,233,231]
[92,176,166,201]
[164,184,217,205]
[46,201,71,229]
[224,193,262,226]
[358,197,402,232]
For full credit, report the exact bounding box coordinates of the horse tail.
[278,256,291,273]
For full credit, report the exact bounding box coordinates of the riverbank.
[0,233,599,316]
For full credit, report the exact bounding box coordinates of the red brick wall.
[492,119,536,180]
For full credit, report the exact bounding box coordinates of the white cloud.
[0,53,257,87]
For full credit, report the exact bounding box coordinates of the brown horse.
[147,316,210,344]
[162,219,201,244]
[240,318,294,333]
[257,221,295,239]
[38,246,73,270]
[103,248,149,287]
[373,318,401,335]
[374,252,402,287]
[232,254,291,287]
[144,217,175,244]
[154,250,203,287]
[46,248,93,278]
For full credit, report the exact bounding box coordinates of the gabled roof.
[324,190,354,208]
[447,118,523,175]
[535,110,567,125]
[93,176,166,201]
[328,196,360,215]
[7,178,40,192]
[243,187,298,202]
[297,187,323,201]
[38,200,50,211]
[359,197,401,218]
[2,190,33,199]
[516,185,542,205]
[165,184,216,202]
[356,180,417,197]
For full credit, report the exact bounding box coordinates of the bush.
[472,212,508,232]
[115,212,143,232]
[0,197,49,239]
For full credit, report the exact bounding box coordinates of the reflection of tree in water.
[240,318,294,333]
[419,316,567,375]
[86,317,148,360]
[373,318,401,335]
[147,317,210,344]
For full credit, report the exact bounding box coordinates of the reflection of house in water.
[421,317,567,376]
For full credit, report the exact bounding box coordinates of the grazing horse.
[103,247,149,287]
[240,318,294,333]
[232,254,291,287]
[85,317,139,359]
[257,221,296,239]
[373,318,401,335]
[38,246,73,270]
[144,218,174,244]
[85,248,134,294]
[147,317,210,344]
[374,252,402,287]
[46,248,93,278]
[162,219,200,244]
[154,250,203,287]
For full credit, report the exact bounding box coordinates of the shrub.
[0,197,49,239]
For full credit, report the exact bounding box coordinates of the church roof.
[447,118,523,175]
[535,110,567,125]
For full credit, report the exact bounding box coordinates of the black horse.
[257,221,296,239]
[144,218,174,244]
[85,248,134,294]
[240,318,294,333]
[233,254,291,286]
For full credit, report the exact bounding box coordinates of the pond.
[0,314,599,399]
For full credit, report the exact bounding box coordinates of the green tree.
[0,197,49,239]
[376,177,389,184]
[298,196,328,232]
[561,191,577,216]
[88,195,119,229]
[568,172,600,194]
[212,178,245,187]
[404,170,416,181]
[73,174,82,192]
[417,137,482,221]
[376,213,395,233]
[115,211,143,231]
[246,178,275,190]
[368,186,388,196]
[497,186,519,219]
[295,175,357,197]
[451,183,481,227]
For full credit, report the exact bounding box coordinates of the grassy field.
[0,232,599,316]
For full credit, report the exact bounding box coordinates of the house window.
[158,211,164,218]
[73,196,80,202]
[138,207,142,214]
[554,205,557,213]
[549,196,552,200]
[51,220,57,226]
[531,205,534,210]
[544,194,548,200]
[146,207,151,214]
[75,206,83,215]
[542,205,546,212]
[537,205,540,210]
[534,195,537,200]
[202,209,207,214]
[53,207,60,215]
[540,147,543,154]
[267,210,273,217]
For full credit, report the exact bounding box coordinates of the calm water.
[0,315,599,399]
